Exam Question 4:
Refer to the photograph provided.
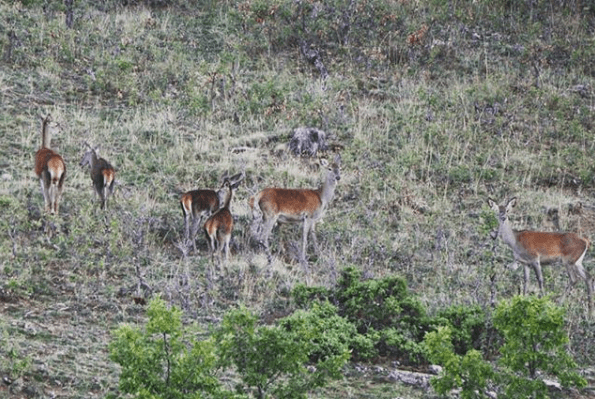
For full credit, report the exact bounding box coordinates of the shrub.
[108,297,228,399]
[493,295,587,399]
[435,304,487,355]
[292,267,434,364]
[214,304,350,399]
[424,326,494,399]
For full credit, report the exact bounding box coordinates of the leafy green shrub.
[214,304,350,399]
[424,326,494,399]
[493,295,587,399]
[335,267,432,363]
[292,267,433,364]
[291,283,330,308]
[279,301,356,368]
[109,297,227,399]
[435,304,486,355]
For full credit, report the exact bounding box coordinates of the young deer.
[80,144,116,210]
[181,173,244,254]
[249,154,341,262]
[488,197,593,315]
[204,179,234,263]
[34,114,66,215]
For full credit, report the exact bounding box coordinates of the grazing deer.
[181,173,244,254]
[34,114,66,215]
[204,179,234,263]
[488,197,593,315]
[80,144,116,210]
[249,154,341,262]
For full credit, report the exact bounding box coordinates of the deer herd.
[34,115,594,315]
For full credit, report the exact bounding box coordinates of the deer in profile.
[34,114,66,215]
[249,154,341,263]
[488,197,593,316]
[203,178,235,264]
[181,172,244,254]
[80,144,116,210]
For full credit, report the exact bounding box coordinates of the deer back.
[181,189,220,217]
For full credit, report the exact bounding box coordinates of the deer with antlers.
[181,173,244,254]
[80,144,116,210]
[488,197,593,315]
[250,154,341,262]
[34,114,66,215]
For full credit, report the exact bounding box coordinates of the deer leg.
[586,271,594,318]
[48,182,58,214]
[100,187,107,210]
[523,263,531,295]
[310,222,319,255]
[301,217,311,262]
[223,234,230,263]
[533,260,544,295]
[262,217,276,262]
[55,184,62,215]
[40,177,50,213]
[190,216,201,254]
[184,215,191,249]
[209,235,216,262]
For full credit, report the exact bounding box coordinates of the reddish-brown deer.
[488,197,593,315]
[204,178,235,263]
[80,144,116,210]
[249,154,341,262]
[34,114,66,215]
[181,173,244,254]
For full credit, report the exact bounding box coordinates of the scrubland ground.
[1,0,595,397]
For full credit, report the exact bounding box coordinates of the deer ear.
[506,197,517,211]
[320,158,329,168]
[487,198,497,209]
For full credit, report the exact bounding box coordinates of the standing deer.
[80,144,116,210]
[181,173,244,254]
[204,178,235,263]
[250,154,341,262]
[488,197,593,315]
[34,114,66,215]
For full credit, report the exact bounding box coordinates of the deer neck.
[90,151,99,168]
[318,171,338,207]
[41,118,51,149]
[498,218,520,250]
[222,185,232,209]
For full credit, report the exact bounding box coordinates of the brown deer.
[203,179,235,263]
[80,144,116,210]
[488,197,593,315]
[181,173,244,253]
[34,114,66,215]
[249,154,341,262]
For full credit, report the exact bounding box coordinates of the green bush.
[425,296,587,399]
[108,297,228,399]
[424,326,494,399]
[292,267,434,364]
[493,295,587,399]
[435,304,486,355]
[214,304,350,399]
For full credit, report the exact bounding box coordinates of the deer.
[488,197,593,316]
[34,114,66,215]
[249,154,341,263]
[80,144,116,210]
[203,178,235,264]
[181,172,244,254]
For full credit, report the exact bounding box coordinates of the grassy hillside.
[1,0,595,397]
